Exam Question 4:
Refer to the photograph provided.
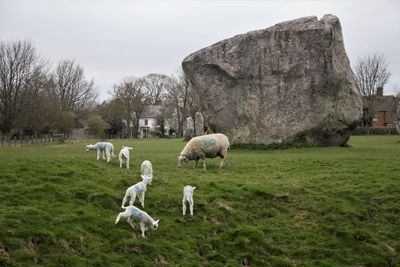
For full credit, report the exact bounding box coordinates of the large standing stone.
[182,14,362,146]
[183,117,194,141]
[195,112,205,136]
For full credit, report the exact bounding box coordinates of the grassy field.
[0,136,399,266]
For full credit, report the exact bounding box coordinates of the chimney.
[376,86,384,97]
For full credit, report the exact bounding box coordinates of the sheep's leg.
[121,193,129,208]
[107,151,111,163]
[202,159,207,170]
[220,150,228,168]
[140,222,146,238]
[102,151,106,160]
[115,210,129,224]
[182,199,187,215]
[129,193,136,206]
[193,160,198,168]
[189,196,194,216]
[97,150,100,160]
[127,217,136,229]
[119,159,122,168]
[219,157,225,168]
[140,192,145,207]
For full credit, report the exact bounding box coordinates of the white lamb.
[119,146,133,169]
[140,160,153,185]
[121,179,150,208]
[115,205,160,238]
[86,142,116,163]
[182,185,196,216]
[178,133,230,170]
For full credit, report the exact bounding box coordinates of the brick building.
[370,87,399,128]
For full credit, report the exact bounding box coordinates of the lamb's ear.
[192,187,196,190]
[155,219,160,224]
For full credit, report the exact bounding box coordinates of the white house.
[139,105,170,138]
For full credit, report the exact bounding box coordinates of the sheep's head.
[141,175,152,184]
[178,155,188,168]
[152,219,160,230]
[85,144,93,152]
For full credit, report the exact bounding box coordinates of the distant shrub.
[231,137,314,150]
[87,115,108,138]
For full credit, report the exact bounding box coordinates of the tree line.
[0,40,97,136]
[1,39,397,138]
[0,39,199,138]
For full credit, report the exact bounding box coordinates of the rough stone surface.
[183,117,194,141]
[195,112,205,136]
[182,14,362,146]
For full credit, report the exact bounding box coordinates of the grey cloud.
[1,0,399,100]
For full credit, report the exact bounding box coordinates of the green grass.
[0,136,399,266]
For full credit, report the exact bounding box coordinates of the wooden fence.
[0,134,69,147]
[0,132,173,147]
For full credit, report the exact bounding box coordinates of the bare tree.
[393,84,400,98]
[112,76,148,138]
[14,70,51,134]
[164,69,199,137]
[140,73,171,105]
[353,54,391,126]
[0,40,47,134]
[49,59,97,113]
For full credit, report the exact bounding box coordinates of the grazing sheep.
[182,185,196,216]
[115,205,160,238]
[121,179,150,208]
[141,160,153,184]
[86,142,115,163]
[119,146,133,169]
[178,133,230,170]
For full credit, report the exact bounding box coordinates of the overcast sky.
[0,0,399,101]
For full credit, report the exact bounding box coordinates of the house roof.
[363,95,398,113]
[141,105,162,118]
[376,95,397,112]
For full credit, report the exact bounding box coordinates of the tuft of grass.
[0,136,399,266]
